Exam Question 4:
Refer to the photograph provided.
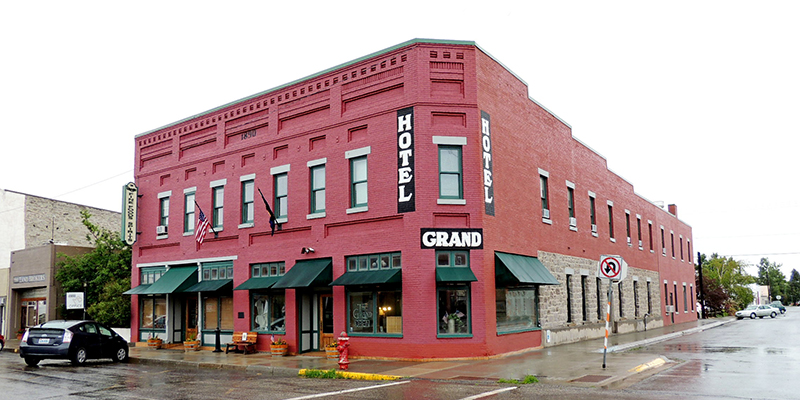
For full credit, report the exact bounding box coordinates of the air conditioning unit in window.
[156,225,168,235]
[665,305,674,313]
[591,224,597,234]
[627,237,632,246]
[542,209,550,219]
[569,217,577,227]
[638,240,643,248]
[662,248,667,256]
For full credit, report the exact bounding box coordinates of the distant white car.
[735,305,778,319]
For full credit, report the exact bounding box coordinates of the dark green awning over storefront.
[272,258,332,289]
[123,284,152,295]
[331,269,402,286]
[234,276,283,290]
[184,279,233,293]
[140,266,198,294]
[495,252,559,285]
[435,267,478,282]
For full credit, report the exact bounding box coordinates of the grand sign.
[481,111,495,216]
[121,182,138,245]
[397,107,415,213]
[420,228,483,249]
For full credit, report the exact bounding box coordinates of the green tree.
[786,269,800,305]
[700,253,755,314]
[756,257,787,301]
[55,210,132,326]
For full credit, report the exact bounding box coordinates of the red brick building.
[127,39,695,358]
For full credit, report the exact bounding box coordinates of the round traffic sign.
[599,257,621,279]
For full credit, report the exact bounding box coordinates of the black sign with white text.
[481,111,495,216]
[397,107,415,213]
[421,228,483,249]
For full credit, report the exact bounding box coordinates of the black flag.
[257,188,277,236]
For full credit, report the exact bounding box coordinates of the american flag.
[195,208,211,245]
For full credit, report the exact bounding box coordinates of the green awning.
[234,276,282,291]
[272,258,332,289]
[495,252,559,285]
[435,267,477,282]
[331,269,402,286]
[123,284,152,295]
[141,266,198,294]
[184,279,233,293]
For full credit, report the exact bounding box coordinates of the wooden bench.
[224,331,258,354]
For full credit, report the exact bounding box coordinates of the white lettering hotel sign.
[481,111,495,216]
[397,107,415,213]
[420,228,483,249]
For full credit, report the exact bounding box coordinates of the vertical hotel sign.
[481,111,495,215]
[397,107,415,213]
[121,182,138,245]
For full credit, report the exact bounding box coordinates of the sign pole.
[602,281,613,369]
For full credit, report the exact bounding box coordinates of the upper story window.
[251,261,286,277]
[184,188,196,234]
[308,159,326,217]
[210,179,226,230]
[567,181,576,230]
[607,201,615,241]
[347,252,402,271]
[625,211,631,246]
[346,146,370,213]
[539,169,550,221]
[271,164,290,222]
[589,191,597,236]
[157,191,170,237]
[240,175,255,226]
[203,262,233,281]
[141,267,166,284]
[434,137,466,205]
[661,226,666,256]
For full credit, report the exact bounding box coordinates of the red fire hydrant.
[336,331,350,370]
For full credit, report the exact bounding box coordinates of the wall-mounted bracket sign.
[121,182,138,246]
[420,228,483,249]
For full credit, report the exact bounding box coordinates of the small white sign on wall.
[66,292,84,310]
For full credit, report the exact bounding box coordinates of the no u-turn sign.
[597,255,628,281]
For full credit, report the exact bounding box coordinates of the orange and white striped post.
[602,282,613,369]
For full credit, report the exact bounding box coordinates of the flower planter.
[147,339,163,349]
[270,344,288,357]
[325,348,339,360]
[183,340,201,352]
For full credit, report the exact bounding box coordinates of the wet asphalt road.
[630,307,799,399]
[0,310,796,399]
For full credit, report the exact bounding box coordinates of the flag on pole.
[257,188,278,236]
[195,208,211,245]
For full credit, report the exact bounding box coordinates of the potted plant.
[324,342,339,360]
[16,328,26,340]
[270,337,288,357]
[147,333,163,349]
[183,331,201,352]
[447,313,460,334]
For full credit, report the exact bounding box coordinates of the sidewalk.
[2,317,735,387]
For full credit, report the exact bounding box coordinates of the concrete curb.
[298,368,403,381]
[602,318,736,353]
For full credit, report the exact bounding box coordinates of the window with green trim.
[438,145,462,199]
[202,262,233,281]
[350,156,367,207]
[437,286,470,335]
[251,293,285,332]
[140,267,166,285]
[251,262,285,277]
[159,197,169,228]
[140,296,166,330]
[241,179,254,224]
[310,164,325,214]
[346,252,401,271]
[347,289,402,335]
[212,186,224,228]
[184,192,195,233]
[496,286,539,334]
[436,250,469,268]
[274,173,288,219]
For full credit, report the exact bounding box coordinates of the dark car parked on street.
[770,301,786,314]
[19,320,129,367]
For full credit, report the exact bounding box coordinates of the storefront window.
[437,286,470,335]
[348,292,373,334]
[251,293,286,332]
[140,297,166,329]
[203,296,233,331]
[496,287,539,333]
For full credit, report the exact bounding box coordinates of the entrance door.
[298,292,319,352]
[185,296,198,343]
[320,294,334,349]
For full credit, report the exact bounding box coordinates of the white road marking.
[283,380,410,400]
[459,386,518,399]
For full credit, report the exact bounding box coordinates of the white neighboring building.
[747,283,770,305]
[0,189,120,338]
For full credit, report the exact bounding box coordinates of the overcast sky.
[2,1,797,278]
